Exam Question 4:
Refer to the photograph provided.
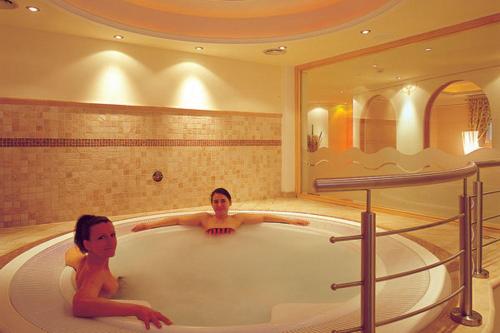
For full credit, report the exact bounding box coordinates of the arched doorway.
[425,81,492,155]
[359,95,397,153]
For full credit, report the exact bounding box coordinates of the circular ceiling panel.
[50,0,401,43]
[123,0,340,18]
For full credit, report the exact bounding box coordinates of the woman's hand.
[131,223,149,232]
[135,305,172,329]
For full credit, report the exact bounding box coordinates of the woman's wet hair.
[210,188,232,203]
[74,215,111,253]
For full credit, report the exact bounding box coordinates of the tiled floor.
[1,197,499,332]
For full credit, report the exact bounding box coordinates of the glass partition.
[298,22,500,216]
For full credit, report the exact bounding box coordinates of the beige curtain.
[467,94,491,143]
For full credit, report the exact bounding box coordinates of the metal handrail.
[314,162,477,192]
[331,281,362,290]
[331,251,462,290]
[313,161,484,332]
[330,235,363,243]
[375,214,460,237]
[332,285,462,333]
[483,189,500,196]
[483,238,500,248]
[483,213,500,222]
[331,214,460,243]
[475,160,500,168]
[375,286,464,327]
[473,159,500,278]
[377,251,463,282]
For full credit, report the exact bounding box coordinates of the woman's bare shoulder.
[193,212,212,218]
[232,213,263,224]
[179,212,212,226]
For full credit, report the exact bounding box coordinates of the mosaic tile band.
[0,138,281,147]
[0,99,283,227]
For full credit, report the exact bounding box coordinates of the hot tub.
[0,211,450,333]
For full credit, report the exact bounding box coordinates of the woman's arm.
[132,212,209,232]
[73,272,172,329]
[237,213,309,226]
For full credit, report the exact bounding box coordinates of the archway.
[359,95,397,153]
[425,81,492,155]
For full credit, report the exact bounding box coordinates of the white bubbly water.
[111,223,362,327]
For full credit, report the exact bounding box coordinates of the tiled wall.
[0,99,282,227]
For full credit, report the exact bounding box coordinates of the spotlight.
[26,5,40,12]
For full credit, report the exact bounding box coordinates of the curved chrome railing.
[314,162,477,191]
[471,159,500,278]
[314,161,482,333]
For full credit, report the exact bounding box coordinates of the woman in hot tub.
[132,187,309,235]
[65,215,172,329]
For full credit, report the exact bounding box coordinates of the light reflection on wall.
[397,89,419,154]
[88,50,138,105]
[307,106,328,148]
[171,62,215,110]
[330,104,353,151]
[352,98,362,148]
[95,66,129,104]
[177,76,213,110]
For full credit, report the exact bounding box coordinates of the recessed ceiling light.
[278,46,287,50]
[195,46,204,51]
[372,64,378,68]
[26,6,40,12]
[263,47,286,56]
[113,35,124,40]
[424,47,432,52]
[360,29,371,35]
[396,76,401,80]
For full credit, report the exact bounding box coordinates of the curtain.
[467,94,491,143]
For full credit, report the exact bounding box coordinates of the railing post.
[361,189,376,333]
[473,172,489,278]
[450,179,482,326]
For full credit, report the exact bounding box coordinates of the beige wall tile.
[0,100,282,227]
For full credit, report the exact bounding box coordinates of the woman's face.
[83,222,117,258]
[211,192,231,215]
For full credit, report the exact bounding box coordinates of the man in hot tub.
[132,187,309,235]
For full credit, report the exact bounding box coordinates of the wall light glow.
[398,93,420,154]
[168,61,216,110]
[94,66,130,104]
[403,84,416,95]
[177,76,213,110]
[307,107,328,149]
[86,50,139,105]
[352,98,362,148]
[82,50,138,104]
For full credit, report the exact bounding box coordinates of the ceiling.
[0,0,498,67]
[304,23,500,104]
[47,0,399,43]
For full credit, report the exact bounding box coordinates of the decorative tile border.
[0,138,281,147]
